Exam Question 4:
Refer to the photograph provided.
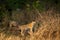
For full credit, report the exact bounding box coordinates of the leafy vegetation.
[0,0,59,20]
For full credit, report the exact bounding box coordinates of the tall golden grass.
[0,9,60,40]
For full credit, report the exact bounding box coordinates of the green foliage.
[33,0,45,11]
[6,0,32,9]
[0,0,60,11]
[0,0,59,21]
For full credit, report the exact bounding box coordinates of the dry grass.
[0,9,60,40]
